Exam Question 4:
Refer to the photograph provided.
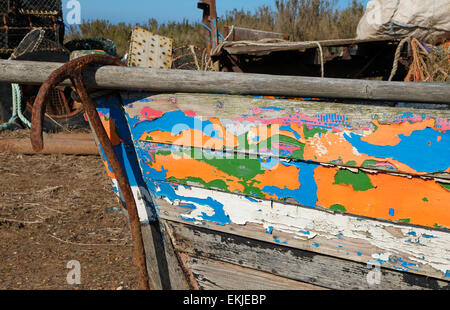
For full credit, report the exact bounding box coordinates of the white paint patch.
[110,178,152,222]
[309,136,328,156]
[352,146,361,156]
[161,185,450,277]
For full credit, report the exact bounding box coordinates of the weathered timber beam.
[0,135,98,155]
[0,59,449,103]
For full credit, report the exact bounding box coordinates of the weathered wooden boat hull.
[92,91,450,290]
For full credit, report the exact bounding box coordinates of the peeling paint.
[95,92,450,281]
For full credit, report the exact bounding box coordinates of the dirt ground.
[0,129,140,290]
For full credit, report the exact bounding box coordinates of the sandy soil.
[0,129,139,290]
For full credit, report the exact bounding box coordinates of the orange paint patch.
[304,132,360,163]
[315,166,450,228]
[139,129,239,149]
[151,154,245,193]
[253,162,300,190]
[302,132,420,174]
[103,160,116,180]
[362,119,435,146]
[100,117,120,146]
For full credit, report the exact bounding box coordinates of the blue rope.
[0,58,30,131]
[13,83,30,128]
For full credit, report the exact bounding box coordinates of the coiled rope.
[388,36,411,81]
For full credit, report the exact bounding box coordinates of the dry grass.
[65,0,365,57]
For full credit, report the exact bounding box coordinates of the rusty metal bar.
[29,54,152,290]
[198,0,218,54]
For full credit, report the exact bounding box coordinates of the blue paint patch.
[312,243,319,248]
[261,106,285,111]
[298,230,310,235]
[259,157,279,170]
[266,226,274,234]
[421,234,436,239]
[245,196,259,203]
[368,259,385,265]
[357,252,362,256]
[389,208,395,216]
[407,231,417,236]
[180,216,198,222]
[137,153,230,226]
[389,256,420,272]
[155,182,231,226]
[262,161,319,208]
[125,110,219,141]
[344,127,450,173]
[445,270,450,277]
[274,238,287,245]
[280,125,302,140]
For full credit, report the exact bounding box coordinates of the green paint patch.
[346,160,357,166]
[372,121,379,132]
[145,136,153,141]
[201,155,265,181]
[329,204,347,212]
[153,146,270,198]
[333,169,374,191]
[438,182,450,191]
[167,176,229,192]
[238,179,265,198]
[303,126,328,139]
[434,223,446,229]
[292,148,305,159]
[399,218,411,224]
[422,197,429,202]
[250,135,306,159]
[155,150,172,156]
[362,160,378,167]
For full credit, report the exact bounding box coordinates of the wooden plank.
[218,37,399,55]
[140,221,190,290]
[0,136,98,154]
[123,93,450,178]
[148,183,450,281]
[1,60,450,103]
[179,253,326,290]
[224,26,290,42]
[135,141,450,230]
[165,221,450,290]
[120,92,450,230]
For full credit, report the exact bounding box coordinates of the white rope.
[223,25,235,42]
[313,41,325,78]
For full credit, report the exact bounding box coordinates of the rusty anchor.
[30,54,151,290]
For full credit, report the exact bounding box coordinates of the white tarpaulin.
[357,0,450,43]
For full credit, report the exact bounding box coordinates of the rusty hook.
[30,54,151,290]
